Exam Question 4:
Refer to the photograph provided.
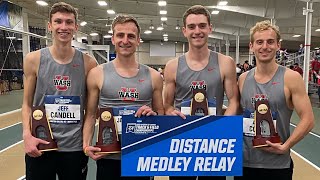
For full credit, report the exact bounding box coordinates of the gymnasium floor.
[0,90,319,180]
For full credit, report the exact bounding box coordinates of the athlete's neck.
[254,60,279,83]
[186,47,210,62]
[50,44,74,63]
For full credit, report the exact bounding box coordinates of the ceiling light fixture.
[158,1,167,6]
[160,10,167,15]
[90,32,99,36]
[144,30,152,34]
[107,9,115,14]
[149,20,155,29]
[157,26,164,31]
[292,34,301,37]
[175,20,180,30]
[161,17,167,21]
[98,1,108,6]
[104,34,112,38]
[36,1,48,6]
[315,29,320,32]
[218,1,228,6]
[211,10,220,15]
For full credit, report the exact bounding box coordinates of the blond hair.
[250,20,281,43]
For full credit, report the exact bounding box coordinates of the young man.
[163,5,239,180]
[82,14,164,180]
[292,63,303,76]
[236,20,314,179]
[22,2,97,180]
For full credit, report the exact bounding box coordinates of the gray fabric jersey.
[99,62,153,159]
[174,51,224,115]
[33,47,86,152]
[241,65,293,169]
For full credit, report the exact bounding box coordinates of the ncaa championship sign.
[121,115,243,176]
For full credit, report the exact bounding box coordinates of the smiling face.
[48,12,78,44]
[182,14,212,49]
[250,28,280,64]
[111,22,140,58]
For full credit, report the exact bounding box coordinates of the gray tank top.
[174,51,224,115]
[33,47,86,152]
[241,65,293,169]
[99,62,153,159]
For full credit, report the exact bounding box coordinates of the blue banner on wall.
[121,115,243,176]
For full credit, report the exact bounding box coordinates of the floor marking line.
[0,108,21,116]
[0,140,23,153]
[291,149,320,172]
[290,123,320,138]
[0,122,21,131]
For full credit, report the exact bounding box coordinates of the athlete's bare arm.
[83,53,98,76]
[82,65,105,160]
[22,50,49,157]
[264,69,314,154]
[150,67,164,115]
[134,67,164,117]
[163,58,186,119]
[218,54,240,115]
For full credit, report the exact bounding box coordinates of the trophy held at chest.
[191,89,209,116]
[31,106,58,151]
[95,107,121,153]
[252,94,281,148]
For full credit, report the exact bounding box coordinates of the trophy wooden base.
[252,135,281,148]
[95,143,121,154]
[38,141,58,152]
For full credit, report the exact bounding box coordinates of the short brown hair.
[112,14,141,35]
[250,20,281,43]
[49,2,78,23]
[182,5,211,27]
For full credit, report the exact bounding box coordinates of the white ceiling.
[8,0,320,51]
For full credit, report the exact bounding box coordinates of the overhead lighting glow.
[80,21,87,26]
[158,1,167,6]
[108,29,113,34]
[6,36,16,40]
[218,1,228,6]
[90,32,99,36]
[211,10,220,15]
[315,29,320,32]
[144,30,152,34]
[157,26,164,31]
[163,33,168,37]
[161,17,167,21]
[292,35,301,37]
[160,10,167,15]
[107,9,115,14]
[98,1,108,6]
[104,34,112,38]
[36,1,48,6]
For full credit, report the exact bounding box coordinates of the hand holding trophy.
[95,107,121,154]
[31,106,58,151]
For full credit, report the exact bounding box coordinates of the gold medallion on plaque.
[257,104,268,115]
[101,111,112,121]
[33,110,43,120]
[194,92,205,103]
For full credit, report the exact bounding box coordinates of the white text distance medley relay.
[137,138,238,172]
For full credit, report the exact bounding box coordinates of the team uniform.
[26,48,88,180]
[170,51,226,180]
[236,66,293,180]
[96,62,152,180]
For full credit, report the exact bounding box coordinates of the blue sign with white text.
[121,115,243,176]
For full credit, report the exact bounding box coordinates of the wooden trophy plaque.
[252,95,281,148]
[190,89,209,116]
[31,106,58,151]
[95,107,121,154]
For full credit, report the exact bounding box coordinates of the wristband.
[83,146,89,156]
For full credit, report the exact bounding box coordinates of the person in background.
[292,63,303,76]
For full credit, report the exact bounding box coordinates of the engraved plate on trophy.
[31,106,58,151]
[252,95,281,148]
[191,89,209,116]
[95,107,121,153]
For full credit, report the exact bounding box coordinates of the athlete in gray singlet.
[22,2,97,180]
[164,5,239,180]
[82,14,164,180]
[236,20,314,180]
